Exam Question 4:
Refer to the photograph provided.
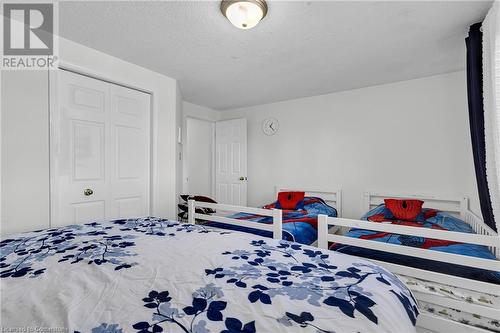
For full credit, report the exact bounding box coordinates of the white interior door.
[51,70,150,226]
[186,118,214,197]
[215,118,247,205]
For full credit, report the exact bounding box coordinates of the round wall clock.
[262,117,279,136]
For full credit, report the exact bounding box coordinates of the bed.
[331,201,500,283]
[1,217,417,333]
[192,187,341,245]
[317,192,500,333]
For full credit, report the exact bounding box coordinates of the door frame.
[183,116,216,198]
[49,62,154,227]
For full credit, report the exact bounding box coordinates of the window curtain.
[482,1,500,232]
[466,23,496,231]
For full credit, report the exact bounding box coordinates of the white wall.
[1,71,50,233]
[1,37,180,235]
[220,71,480,219]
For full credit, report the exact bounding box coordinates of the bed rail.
[464,209,500,258]
[317,215,500,271]
[187,200,283,239]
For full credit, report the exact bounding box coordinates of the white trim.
[57,61,153,94]
[275,186,342,217]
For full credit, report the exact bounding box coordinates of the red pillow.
[384,199,424,221]
[276,191,305,210]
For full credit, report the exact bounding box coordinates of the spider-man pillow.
[275,191,305,210]
[384,199,424,221]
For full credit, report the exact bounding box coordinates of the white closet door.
[215,118,247,205]
[51,70,150,226]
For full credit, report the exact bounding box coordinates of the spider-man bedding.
[331,203,500,284]
[202,197,337,245]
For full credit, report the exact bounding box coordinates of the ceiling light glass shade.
[221,0,268,29]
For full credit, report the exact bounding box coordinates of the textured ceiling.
[59,1,492,110]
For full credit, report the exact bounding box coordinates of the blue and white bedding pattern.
[204,197,337,245]
[1,218,418,332]
[332,205,500,283]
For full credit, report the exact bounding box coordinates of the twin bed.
[193,187,340,245]
[1,188,499,333]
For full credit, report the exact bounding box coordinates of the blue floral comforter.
[0,218,418,332]
[204,197,337,245]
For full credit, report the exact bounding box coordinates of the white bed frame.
[188,187,342,240]
[317,192,500,333]
[275,186,342,217]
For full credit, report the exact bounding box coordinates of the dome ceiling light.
[220,0,268,30]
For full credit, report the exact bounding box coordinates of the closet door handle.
[84,188,94,196]
[239,177,247,181]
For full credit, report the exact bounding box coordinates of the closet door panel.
[52,70,150,226]
[109,84,150,219]
[54,70,110,226]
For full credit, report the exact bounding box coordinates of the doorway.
[185,117,215,197]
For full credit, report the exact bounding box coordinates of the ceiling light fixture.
[221,0,268,30]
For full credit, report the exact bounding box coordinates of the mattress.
[1,217,417,332]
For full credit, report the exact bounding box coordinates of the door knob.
[239,177,247,181]
[84,188,94,196]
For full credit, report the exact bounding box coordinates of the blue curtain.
[465,23,496,231]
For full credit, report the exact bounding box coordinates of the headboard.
[275,186,342,217]
[364,191,468,218]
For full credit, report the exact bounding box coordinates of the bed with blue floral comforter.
[0,218,418,333]
[203,197,337,245]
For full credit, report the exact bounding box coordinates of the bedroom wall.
[219,71,480,219]
[1,37,180,235]
[1,70,50,232]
